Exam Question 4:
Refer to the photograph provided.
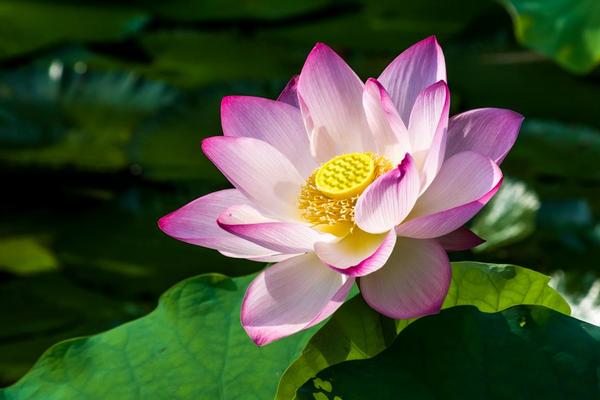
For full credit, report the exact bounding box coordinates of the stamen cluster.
[298,153,392,226]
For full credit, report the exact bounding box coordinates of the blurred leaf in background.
[502,0,600,73]
[0,1,148,60]
[471,178,540,252]
[0,237,58,275]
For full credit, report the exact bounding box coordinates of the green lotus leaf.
[297,305,599,399]
[0,273,318,400]
[277,262,569,400]
[502,0,600,73]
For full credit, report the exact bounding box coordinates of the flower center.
[299,152,392,230]
[315,153,376,200]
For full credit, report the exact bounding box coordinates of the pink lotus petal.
[355,154,420,234]
[363,78,411,163]
[446,108,524,164]
[396,151,503,238]
[158,189,286,261]
[315,229,396,277]
[218,204,335,254]
[378,36,446,126]
[395,183,501,239]
[298,43,371,161]
[360,237,451,319]
[202,136,304,220]
[299,93,338,163]
[241,253,354,346]
[277,75,300,108]
[409,81,450,191]
[327,230,397,277]
[437,227,485,251]
[221,96,315,177]
[303,275,355,330]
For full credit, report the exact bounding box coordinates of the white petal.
[407,81,450,190]
[221,96,315,177]
[218,204,335,253]
[314,229,396,276]
[362,78,411,164]
[202,136,304,220]
[355,154,420,234]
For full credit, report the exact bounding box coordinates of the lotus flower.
[159,36,523,345]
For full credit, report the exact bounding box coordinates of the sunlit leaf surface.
[0,274,319,400]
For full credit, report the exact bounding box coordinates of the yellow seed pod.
[315,153,376,200]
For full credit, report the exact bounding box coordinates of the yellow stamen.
[299,152,392,229]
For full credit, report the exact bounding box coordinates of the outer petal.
[437,227,485,251]
[360,237,451,319]
[277,75,300,108]
[315,229,396,277]
[241,253,354,346]
[378,36,446,125]
[355,154,420,234]
[408,81,450,190]
[445,108,524,164]
[221,96,315,177]
[362,78,411,164]
[217,204,335,254]
[396,151,503,238]
[298,43,371,162]
[202,136,303,219]
[158,189,286,261]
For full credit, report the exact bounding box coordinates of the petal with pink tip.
[221,96,315,177]
[217,204,335,254]
[408,81,450,190]
[298,43,371,161]
[355,154,420,234]
[315,229,396,277]
[202,136,304,219]
[241,253,354,346]
[445,108,524,164]
[360,237,451,319]
[378,36,446,125]
[363,78,411,164]
[396,151,503,239]
[437,227,485,251]
[158,189,286,261]
[277,75,300,108]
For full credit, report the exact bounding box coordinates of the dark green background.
[1,0,599,386]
